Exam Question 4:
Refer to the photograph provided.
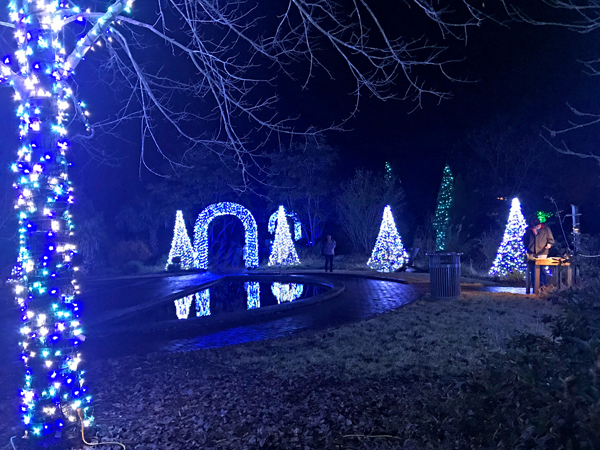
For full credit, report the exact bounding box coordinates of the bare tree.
[500,0,600,165]
[337,168,405,254]
[1,1,488,182]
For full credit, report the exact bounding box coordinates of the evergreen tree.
[367,205,409,272]
[489,198,527,276]
[433,165,454,251]
[166,211,194,269]
[268,206,300,266]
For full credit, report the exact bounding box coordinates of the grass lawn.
[65,290,558,450]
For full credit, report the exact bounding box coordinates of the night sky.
[1,2,600,255]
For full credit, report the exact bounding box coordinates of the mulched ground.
[0,290,558,450]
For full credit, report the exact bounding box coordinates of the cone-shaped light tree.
[269,206,300,266]
[489,198,527,276]
[166,211,194,269]
[367,205,409,272]
[433,165,454,251]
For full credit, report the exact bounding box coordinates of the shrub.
[111,240,153,267]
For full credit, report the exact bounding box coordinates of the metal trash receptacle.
[426,252,462,299]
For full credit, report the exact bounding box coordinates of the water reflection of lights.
[174,282,261,319]
[174,294,194,319]
[246,281,260,309]
[271,282,304,304]
[195,290,210,317]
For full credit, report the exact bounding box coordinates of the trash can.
[426,252,462,299]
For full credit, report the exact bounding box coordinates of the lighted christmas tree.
[489,198,527,277]
[433,165,454,251]
[268,206,300,266]
[166,211,194,269]
[367,205,409,272]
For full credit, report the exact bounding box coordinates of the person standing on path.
[322,235,336,272]
[523,216,554,289]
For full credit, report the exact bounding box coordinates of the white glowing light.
[268,206,300,266]
[268,207,302,241]
[367,205,409,273]
[166,211,194,269]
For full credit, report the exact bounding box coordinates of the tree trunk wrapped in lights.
[433,165,454,251]
[269,206,300,266]
[166,210,193,269]
[489,198,527,277]
[367,205,409,273]
[3,0,130,439]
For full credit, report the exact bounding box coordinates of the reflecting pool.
[147,281,325,322]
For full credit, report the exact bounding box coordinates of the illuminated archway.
[193,202,259,269]
[268,207,302,241]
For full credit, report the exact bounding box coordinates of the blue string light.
[193,202,259,269]
[489,198,527,277]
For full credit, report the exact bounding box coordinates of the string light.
[245,282,260,309]
[268,206,300,266]
[174,282,259,319]
[192,202,259,269]
[166,211,193,269]
[536,210,552,224]
[3,0,133,439]
[433,165,454,251]
[367,205,409,273]
[268,207,302,241]
[489,198,527,277]
[271,282,303,304]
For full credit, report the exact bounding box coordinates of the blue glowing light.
[489,198,527,277]
[193,202,258,269]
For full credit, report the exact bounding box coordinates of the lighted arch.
[268,207,302,241]
[193,202,259,269]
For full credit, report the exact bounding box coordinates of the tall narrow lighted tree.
[433,165,454,251]
[166,210,193,269]
[269,206,300,266]
[489,198,527,276]
[367,205,409,272]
